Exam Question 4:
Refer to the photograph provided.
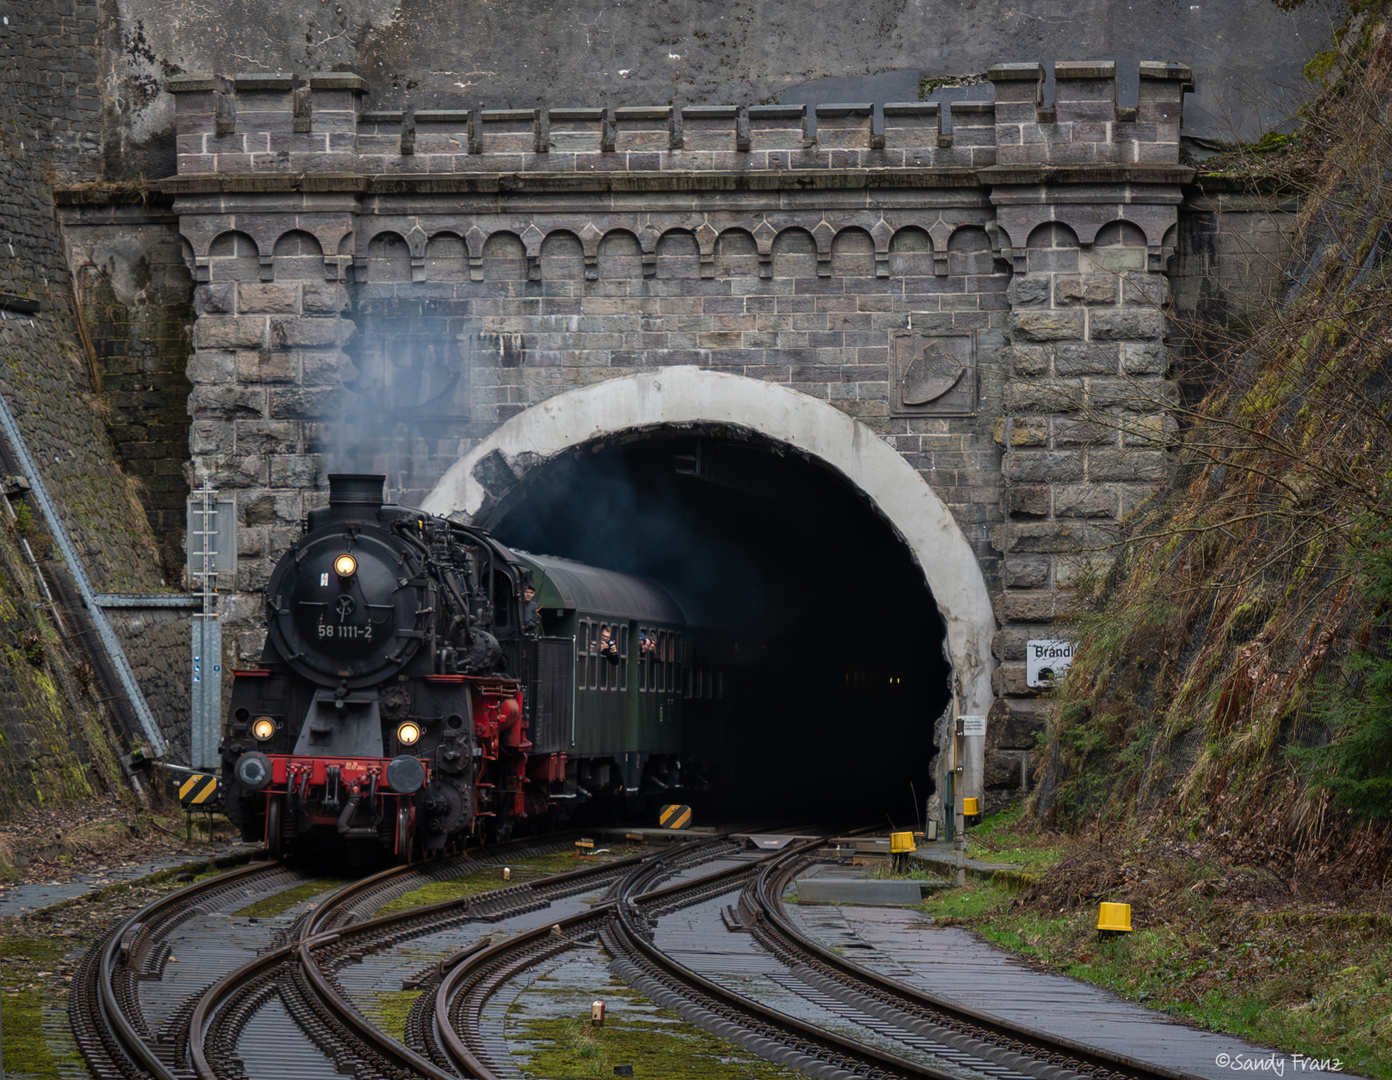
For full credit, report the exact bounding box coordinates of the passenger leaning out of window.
[596,624,620,665]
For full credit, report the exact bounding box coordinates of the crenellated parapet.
[165,61,1192,181]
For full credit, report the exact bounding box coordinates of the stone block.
[300,349,359,384]
[269,386,344,419]
[1054,483,1120,518]
[189,385,266,417]
[1087,375,1178,410]
[1004,378,1083,413]
[269,454,322,487]
[993,661,1033,697]
[1088,307,1165,341]
[1052,417,1110,446]
[1001,417,1047,447]
[1122,272,1172,306]
[1120,412,1177,447]
[1007,274,1051,306]
[1001,589,1057,621]
[1054,342,1118,375]
[993,624,1063,661]
[270,316,353,348]
[1011,310,1084,341]
[984,749,1029,789]
[1003,345,1048,376]
[1003,554,1051,588]
[1007,486,1050,517]
[989,697,1050,750]
[187,349,235,383]
[236,348,295,383]
[238,282,299,313]
[1121,342,1172,375]
[1087,448,1169,481]
[1002,449,1083,482]
[233,419,298,453]
[303,282,351,314]
[999,519,1093,553]
[190,420,234,454]
[192,315,267,350]
[194,283,235,314]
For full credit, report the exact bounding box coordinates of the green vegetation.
[922,810,1391,1077]
[1036,19,1392,882]
[1,935,90,1077]
[374,850,603,916]
[234,878,349,919]
[514,1008,803,1078]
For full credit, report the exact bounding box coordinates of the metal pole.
[188,488,223,771]
[0,392,166,757]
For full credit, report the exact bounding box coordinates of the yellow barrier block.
[1097,902,1133,933]
[889,831,916,854]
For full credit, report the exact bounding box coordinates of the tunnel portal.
[488,429,953,822]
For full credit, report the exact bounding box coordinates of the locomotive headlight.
[333,553,358,578]
[396,721,422,746]
[251,717,277,742]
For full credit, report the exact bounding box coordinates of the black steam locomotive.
[220,474,698,860]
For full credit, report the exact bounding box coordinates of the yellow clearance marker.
[659,804,692,830]
[179,773,221,807]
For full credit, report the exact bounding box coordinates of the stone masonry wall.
[162,59,1193,795]
[0,0,193,768]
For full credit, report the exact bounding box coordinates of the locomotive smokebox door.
[294,689,385,757]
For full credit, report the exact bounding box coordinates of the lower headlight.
[396,721,422,746]
[251,717,277,741]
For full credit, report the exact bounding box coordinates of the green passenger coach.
[514,553,690,801]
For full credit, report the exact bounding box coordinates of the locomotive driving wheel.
[395,807,413,865]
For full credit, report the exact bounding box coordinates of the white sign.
[1027,639,1076,687]
[958,714,986,737]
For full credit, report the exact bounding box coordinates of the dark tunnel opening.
[487,428,953,827]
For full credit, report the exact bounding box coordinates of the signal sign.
[658,804,692,830]
[179,773,221,807]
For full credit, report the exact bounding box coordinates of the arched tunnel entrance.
[423,367,998,827]
[481,428,952,821]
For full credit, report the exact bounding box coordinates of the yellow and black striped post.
[658,804,692,830]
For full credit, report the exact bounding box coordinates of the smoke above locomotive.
[220,474,696,860]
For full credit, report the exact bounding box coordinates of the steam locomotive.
[219,474,699,860]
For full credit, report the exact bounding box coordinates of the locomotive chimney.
[328,474,386,508]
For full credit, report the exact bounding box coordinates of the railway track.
[72,831,1198,1080]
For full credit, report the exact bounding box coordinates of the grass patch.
[235,878,349,919]
[966,804,1065,870]
[922,823,1392,1077]
[375,850,614,917]
[372,988,422,1041]
[515,1013,805,1078]
[1,935,87,1077]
